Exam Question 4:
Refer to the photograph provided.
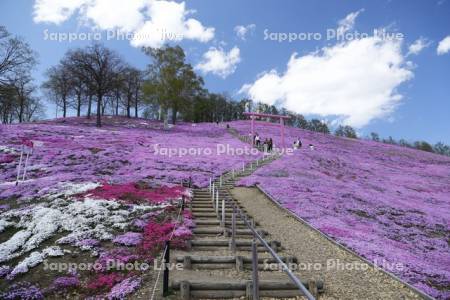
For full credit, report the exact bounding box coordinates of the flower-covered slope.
[0,180,193,298]
[0,116,257,298]
[0,116,259,200]
[232,120,450,299]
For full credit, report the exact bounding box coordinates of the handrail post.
[162,241,170,297]
[230,203,236,252]
[216,190,219,216]
[221,198,225,227]
[251,238,260,300]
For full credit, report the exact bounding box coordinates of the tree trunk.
[134,86,138,118]
[126,95,131,118]
[171,108,177,125]
[163,107,168,129]
[63,96,67,118]
[87,95,92,119]
[18,95,24,123]
[77,94,81,117]
[115,94,119,116]
[96,93,102,127]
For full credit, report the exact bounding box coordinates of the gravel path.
[231,187,425,300]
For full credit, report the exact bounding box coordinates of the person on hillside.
[255,133,261,146]
[263,138,269,152]
[309,144,315,150]
[268,138,273,152]
[293,138,303,149]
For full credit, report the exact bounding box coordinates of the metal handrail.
[230,198,316,300]
[208,155,315,300]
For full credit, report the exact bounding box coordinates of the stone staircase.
[168,157,324,299]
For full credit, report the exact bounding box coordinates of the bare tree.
[42,64,72,118]
[11,75,38,122]
[0,26,36,84]
[65,44,124,127]
[70,73,86,117]
[121,66,141,118]
[0,26,39,123]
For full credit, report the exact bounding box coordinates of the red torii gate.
[243,112,291,148]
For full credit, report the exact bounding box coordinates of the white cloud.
[239,36,413,128]
[437,36,450,55]
[195,46,241,78]
[33,0,215,48]
[337,9,364,35]
[83,0,147,32]
[407,37,431,56]
[33,0,86,24]
[130,1,214,48]
[234,24,256,41]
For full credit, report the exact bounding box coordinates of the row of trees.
[42,44,142,127]
[368,132,450,156]
[0,26,43,124]
[1,28,449,157]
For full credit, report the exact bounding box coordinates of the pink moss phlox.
[0,154,15,164]
[0,204,10,212]
[113,232,142,246]
[94,249,139,273]
[0,265,12,278]
[87,273,125,291]
[139,221,174,255]
[84,182,187,204]
[131,219,147,230]
[1,282,44,300]
[139,219,192,255]
[50,275,80,290]
[106,276,141,299]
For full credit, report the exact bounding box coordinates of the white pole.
[221,199,225,225]
[209,177,212,193]
[212,183,215,203]
[242,162,245,172]
[256,159,259,166]
[220,175,222,187]
[15,148,24,186]
[22,153,30,181]
[216,190,219,215]
[232,169,235,178]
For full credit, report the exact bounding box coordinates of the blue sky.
[1,0,449,143]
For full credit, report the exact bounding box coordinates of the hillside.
[0,117,449,299]
[231,120,450,299]
[0,117,259,200]
[0,117,259,299]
